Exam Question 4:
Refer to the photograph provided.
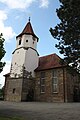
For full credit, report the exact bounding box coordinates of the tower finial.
[29,17,30,22]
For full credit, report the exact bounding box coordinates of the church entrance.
[26,89,34,101]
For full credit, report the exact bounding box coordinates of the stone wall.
[4,77,23,102]
[66,70,79,102]
[34,68,65,102]
[34,68,79,102]
[21,77,35,101]
[4,67,79,102]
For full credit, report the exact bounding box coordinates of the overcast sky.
[0,0,61,88]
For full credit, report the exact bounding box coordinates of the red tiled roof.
[35,54,66,71]
[16,21,38,40]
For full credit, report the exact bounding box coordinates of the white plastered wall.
[24,48,39,77]
[11,34,38,78]
[10,48,25,78]
[10,48,39,78]
[16,35,37,49]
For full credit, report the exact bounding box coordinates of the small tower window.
[17,51,19,54]
[33,37,35,41]
[13,88,16,94]
[19,39,21,45]
[26,40,28,42]
[33,41,34,44]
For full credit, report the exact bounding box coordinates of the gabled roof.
[35,53,66,71]
[16,21,38,40]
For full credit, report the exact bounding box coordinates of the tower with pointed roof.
[3,18,39,101]
[10,18,39,78]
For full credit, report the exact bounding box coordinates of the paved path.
[0,101,80,120]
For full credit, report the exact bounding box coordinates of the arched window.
[52,70,58,93]
[40,72,45,93]
[13,88,16,94]
[19,39,21,45]
[26,40,28,42]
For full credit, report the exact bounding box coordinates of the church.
[4,18,80,102]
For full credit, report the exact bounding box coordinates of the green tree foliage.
[50,0,80,72]
[0,33,6,72]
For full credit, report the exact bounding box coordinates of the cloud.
[0,0,36,9]
[0,10,7,21]
[39,0,49,8]
[0,10,16,42]
[0,61,11,88]
[0,0,49,9]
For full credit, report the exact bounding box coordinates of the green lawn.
[0,117,25,120]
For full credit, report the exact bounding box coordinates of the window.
[40,72,45,93]
[32,37,35,41]
[33,41,34,44]
[52,71,58,93]
[13,88,16,94]
[17,51,19,54]
[19,39,21,45]
[26,40,28,42]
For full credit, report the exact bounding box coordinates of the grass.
[0,117,25,120]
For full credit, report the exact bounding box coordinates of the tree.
[0,33,6,72]
[50,0,80,72]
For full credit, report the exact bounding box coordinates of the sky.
[0,0,61,88]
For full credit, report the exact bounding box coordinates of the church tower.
[4,18,39,102]
[10,18,39,78]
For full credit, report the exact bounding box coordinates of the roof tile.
[16,21,38,39]
[35,54,66,71]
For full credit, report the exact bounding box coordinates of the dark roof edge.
[12,47,39,56]
[35,65,67,72]
[16,32,39,39]
[39,53,62,59]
